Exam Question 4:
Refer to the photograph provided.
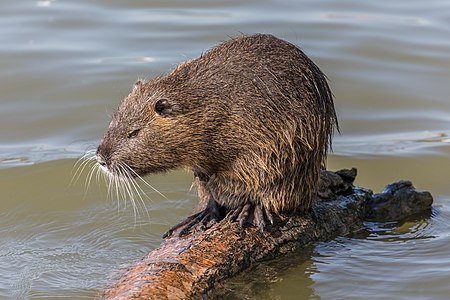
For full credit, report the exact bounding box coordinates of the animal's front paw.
[163,199,224,238]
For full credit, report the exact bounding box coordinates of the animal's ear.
[154,99,174,117]
[133,80,143,90]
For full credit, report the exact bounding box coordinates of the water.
[1,0,449,298]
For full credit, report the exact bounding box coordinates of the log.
[100,169,433,299]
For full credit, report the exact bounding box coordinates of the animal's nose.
[96,154,107,167]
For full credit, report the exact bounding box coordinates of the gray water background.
[1,0,450,299]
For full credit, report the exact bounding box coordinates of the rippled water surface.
[1,0,450,298]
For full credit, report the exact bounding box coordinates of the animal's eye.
[127,128,141,139]
[154,99,172,116]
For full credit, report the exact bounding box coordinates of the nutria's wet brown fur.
[96,34,338,234]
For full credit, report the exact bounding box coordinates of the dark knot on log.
[365,180,433,222]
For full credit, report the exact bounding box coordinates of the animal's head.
[96,79,200,179]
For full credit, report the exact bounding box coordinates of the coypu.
[96,34,338,237]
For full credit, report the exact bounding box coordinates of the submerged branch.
[100,169,433,299]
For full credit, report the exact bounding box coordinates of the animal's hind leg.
[227,202,275,231]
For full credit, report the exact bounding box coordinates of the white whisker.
[117,167,129,210]
[118,163,142,222]
[126,165,168,200]
[70,149,96,186]
[86,161,97,190]
[122,163,151,221]
[112,172,120,211]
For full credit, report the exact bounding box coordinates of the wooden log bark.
[100,169,433,299]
